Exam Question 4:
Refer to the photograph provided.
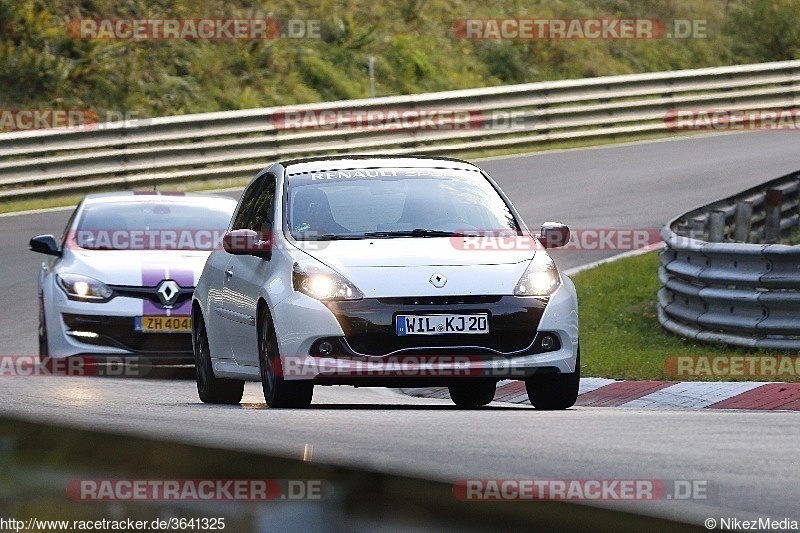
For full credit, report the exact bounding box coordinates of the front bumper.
[46,291,194,362]
[62,313,192,357]
[270,276,579,385]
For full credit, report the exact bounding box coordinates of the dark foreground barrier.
[0,416,704,532]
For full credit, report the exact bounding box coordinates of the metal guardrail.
[1,416,703,532]
[658,170,800,350]
[2,60,800,201]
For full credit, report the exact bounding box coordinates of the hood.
[60,248,211,287]
[292,237,540,298]
[294,237,537,269]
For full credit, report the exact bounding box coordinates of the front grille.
[345,332,536,355]
[62,313,192,355]
[377,295,503,306]
[324,296,545,356]
[108,285,193,308]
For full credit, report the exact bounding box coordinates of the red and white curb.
[403,379,800,411]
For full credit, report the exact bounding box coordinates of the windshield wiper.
[293,234,364,241]
[316,234,364,240]
[363,228,463,238]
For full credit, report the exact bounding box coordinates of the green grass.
[572,250,799,382]
[2,0,799,120]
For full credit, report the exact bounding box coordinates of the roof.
[81,191,237,204]
[280,154,481,175]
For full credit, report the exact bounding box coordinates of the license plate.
[135,316,191,333]
[396,314,489,336]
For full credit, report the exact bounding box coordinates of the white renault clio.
[192,156,579,409]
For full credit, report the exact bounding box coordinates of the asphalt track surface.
[2,131,799,527]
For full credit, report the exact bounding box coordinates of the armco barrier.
[0,416,702,532]
[1,59,800,200]
[658,170,800,349]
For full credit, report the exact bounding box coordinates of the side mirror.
[30,234,61,256]
[222,229,272,259]
[538,222,570,249]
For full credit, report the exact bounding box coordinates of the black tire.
[448,379,497,407]
[38,298,49,361]
[526,346,580,410]
[258,307,313,408]
[193,313,244,404]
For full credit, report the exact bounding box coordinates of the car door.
[224,173,277,367]
[210,175,263,357]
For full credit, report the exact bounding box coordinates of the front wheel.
[258,308,313,408]
[38,298,49,361]
[194,313,244,404]
[525,346,580,410]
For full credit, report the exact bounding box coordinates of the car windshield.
[286,168,519,240]
[73,199,233,250]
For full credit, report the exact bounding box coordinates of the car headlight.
[292,262,364,301]
[56,273,113,301]
[514,256,560,297]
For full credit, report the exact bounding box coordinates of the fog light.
[540,335,555,350]
[70,330,99,339]
[318,341,334,356]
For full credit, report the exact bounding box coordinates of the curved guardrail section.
[658,170,800,349]
[1,59,800,201]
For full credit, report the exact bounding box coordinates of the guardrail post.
[689,217,706,240]
[734,200,752,242]
[765,188,782,243]
[708,211,726,242]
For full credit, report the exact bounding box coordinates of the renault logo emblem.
[156,280,180,306]
[429,273,447,288]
